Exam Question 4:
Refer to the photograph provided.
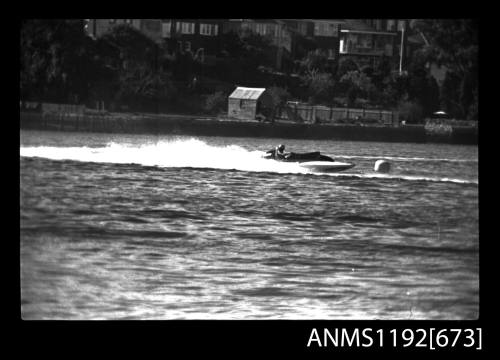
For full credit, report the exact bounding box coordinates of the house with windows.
[84,19,424,74]
[84,19,223,64]
[310,19,344,60]
[84,19,163,43]
[338,19,415,71]
[161,19,222,64]
[272,19,343,65]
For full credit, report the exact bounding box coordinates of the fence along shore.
[20,101,477,145]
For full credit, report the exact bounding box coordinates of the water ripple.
[20,132,478,320]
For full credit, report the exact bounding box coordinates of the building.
[228,87,273,120]
[279,19,343,62]
[338,19,428,72]
[161,19,223,64]
[310,19,344,60]
[85,19,163,43]
[337,19,427,73]
[338,19,402,69]
[84,19,425,73]
[223,19,292,52]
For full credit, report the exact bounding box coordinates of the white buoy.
[374,160,391,173]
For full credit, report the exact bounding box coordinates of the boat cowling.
[282,152,334,162]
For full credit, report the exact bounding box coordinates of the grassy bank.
[20,111,478,145]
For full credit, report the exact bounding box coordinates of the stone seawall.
[20,111,478,145]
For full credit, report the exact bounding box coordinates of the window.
[339,39,346,53]
[256,23,265,35]
[200,23,219,36]
[177,22,195,34]
[182,22,195,34]
[200,23,208,35]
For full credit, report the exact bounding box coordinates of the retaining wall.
[20,111,477,145]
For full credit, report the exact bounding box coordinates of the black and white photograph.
[20,19,478,324]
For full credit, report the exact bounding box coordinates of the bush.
[267,86,290,108]
[337,58,359,78]
[204,91,227,115]
[398,101,424,124]
[302,71,334,105]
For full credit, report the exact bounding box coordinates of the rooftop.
[229,87,266,100]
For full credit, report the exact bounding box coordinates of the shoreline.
[20,111,478,145]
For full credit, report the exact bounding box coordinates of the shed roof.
[229,87,266,100]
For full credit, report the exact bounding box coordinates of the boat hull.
[299,161,355,172]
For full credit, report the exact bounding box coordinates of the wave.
[20,138,309,174]
[20,138,477,185]
[314,172,478,185]
[336,155,477,163]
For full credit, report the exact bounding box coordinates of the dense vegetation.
[20,19,478,122]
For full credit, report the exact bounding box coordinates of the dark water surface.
[20,130,478,319]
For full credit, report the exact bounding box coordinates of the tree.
[372,56,392,88]
[99,24,160,69]
[340,70,375,106]
[413,19,478,119]
[97,25,174,110]
[20,19,96,103]
[292,34,318,62]
[337,58,359,78]
[219,30,273,67]
[398,100,424,124]
[266,86,290,116]
[216,30,273,82]
[405,50,440,116]
[301,70,335,105]
[203,91,227,115]
[379,73,409,108]
[296,50,330,75]
[171,50,195,81]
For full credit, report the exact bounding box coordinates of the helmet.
[278,144,285,152]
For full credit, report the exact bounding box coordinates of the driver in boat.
[266,144,288,160]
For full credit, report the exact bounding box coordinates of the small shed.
[228,87,273,120]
